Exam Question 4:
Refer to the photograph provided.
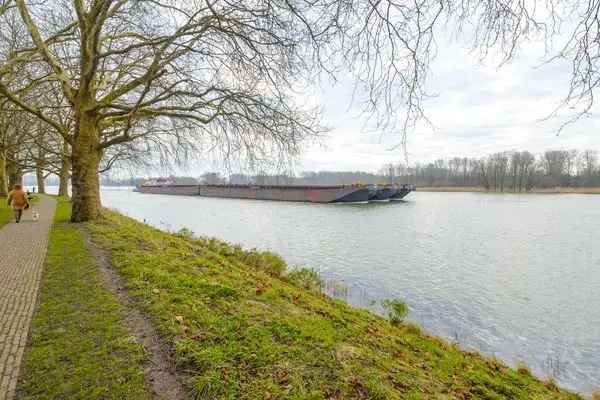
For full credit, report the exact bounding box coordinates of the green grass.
[86,210,583,400]
[0,196,12,226]
[17,197,152,400]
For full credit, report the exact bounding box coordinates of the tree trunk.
[0,150,7,197]
[70,111,102,222]
[35,144,46,193]
[58,139,71,197]
[35,166,45,194]
[6,159,22,189]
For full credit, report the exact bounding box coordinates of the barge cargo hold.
[135,184,380,203]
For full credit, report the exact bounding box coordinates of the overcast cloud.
[130,27,600,179]
[299,31,600,173]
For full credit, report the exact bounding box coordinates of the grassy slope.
[17,197,152,400]
[88,210,582,400]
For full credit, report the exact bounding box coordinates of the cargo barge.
[368,185,398,202]
[135,181,415,204]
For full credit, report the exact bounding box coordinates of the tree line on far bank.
[386,150,600,191]
[99,149,600,191]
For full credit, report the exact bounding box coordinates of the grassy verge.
[0,196,11,226]
[88,209,582,400]
[17,197,152,400]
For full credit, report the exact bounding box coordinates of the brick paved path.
[0,197,56,400]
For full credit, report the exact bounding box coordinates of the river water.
[49,186,600,394]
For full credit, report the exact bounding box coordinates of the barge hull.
[391,184,416,201]
[371,187,396,201]
[136,184,371,203]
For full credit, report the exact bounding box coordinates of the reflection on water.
[50,186,600,394]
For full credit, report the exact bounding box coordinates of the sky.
[124,23,600,179]
[295,30,600,173]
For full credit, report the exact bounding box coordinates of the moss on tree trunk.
[58,139,70,197]
[7,159,22,189]
[58,160,70,197]
[35,144,46,193]
[0,150,7,197]
[35,166,45,194]
[70,111,102,222]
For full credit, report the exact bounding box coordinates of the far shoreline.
[417,186,600,194]
[27,184,600,196]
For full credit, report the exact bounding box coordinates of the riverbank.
[417,186,600,194]
[16,197,590,399]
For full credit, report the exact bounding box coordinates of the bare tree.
[473,158,490,190]
[1,0,326,220]
[521,152,537,192]
[511,151,537,192]
[2,1,600,220]
[200,172,224,185]
[0,101,12,195]
[57,138,70,196]
[489,152,509,192]
[0,104,38,190]
[578,149,598,186]
[542,150,569,187]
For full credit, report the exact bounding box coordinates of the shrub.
[175,227,195,240]
[381,298,408,325]
[517,362,531,376]
[241,249,287,277]
[286,268,323,293]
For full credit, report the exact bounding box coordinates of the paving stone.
[0,197,56,400]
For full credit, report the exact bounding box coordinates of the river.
[45,186,600,395]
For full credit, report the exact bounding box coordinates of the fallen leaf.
[256,284,267,295]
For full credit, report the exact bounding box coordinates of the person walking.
[7,184,29,223]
